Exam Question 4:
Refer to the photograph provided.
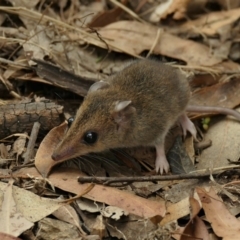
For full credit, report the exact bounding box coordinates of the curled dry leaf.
[196,187,240,240]
[35,121,68,177]
[160,197,190,226]
[178,197,209,240]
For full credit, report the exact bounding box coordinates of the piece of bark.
[31,59,96,97]
[0,99,64,139]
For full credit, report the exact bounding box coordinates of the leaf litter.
[0,0,240,239]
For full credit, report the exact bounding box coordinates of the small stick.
[23,122,41,164]
[78,166,240,186]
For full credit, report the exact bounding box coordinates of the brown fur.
[52,59,190,161]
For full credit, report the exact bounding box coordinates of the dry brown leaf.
[38,217,82,239]
[70,1,105,26]
[96,20,223,67]
[196,187,240,240]
[180,197,209,240]
[88,1,126,28]
[35,121,68,177]
[49,168,166,220]
[178,8,240,36]
[189,78,240,119]
[190,74,219,89]
[1,6,238,72]
[160,197,190,226]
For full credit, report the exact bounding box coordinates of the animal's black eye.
[67,117,74,127]
[83,131,98,144]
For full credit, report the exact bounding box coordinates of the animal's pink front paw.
[155,155,169,175]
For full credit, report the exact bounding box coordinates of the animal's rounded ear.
[113,101,136,132]
[88,81,109,94]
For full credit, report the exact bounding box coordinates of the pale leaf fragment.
[150,0,191,22]
[0,179,33,237]
[22,25,51,64]
[102,206,129,220]
[0,181,61,223]
[0,143,8,159]
[12,132,28,160]
[77,198,104,213]
[91,215,106,238]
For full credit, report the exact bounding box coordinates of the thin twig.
[147,28,162,58]
[78,166,240,186]
[23,122,41,164]
[0,57,30,68]
[60,183,95,203]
